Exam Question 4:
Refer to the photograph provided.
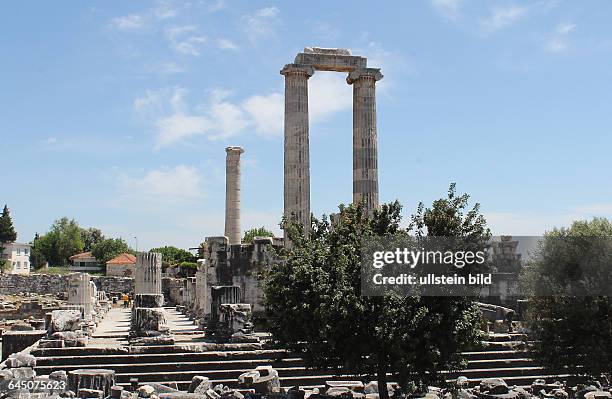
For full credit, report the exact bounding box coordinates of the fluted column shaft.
[347,68,383,216]
[135,252,162,295]
[281,64,314,234]
[225,146,244,245]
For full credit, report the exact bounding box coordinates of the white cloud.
[134,90,164,113]
[242,93,284,137]
[109,1,179,32]
[481,6,528,31]
[431,0,463,20]
[546,22,576,53]
[216,38,239,51]
[165,25,208,56]
[153,1,178,20]
[309,72,353,122]
[156,114,211,148]
[148,61,184,75]
[556,22,576,35]
[142,73,354,148]
[110,14,146,31]
[242,7,280,41]
[118,165,204,200]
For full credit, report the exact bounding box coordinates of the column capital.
[225,146,244,155]
[280,63,315,78]
[346,68,383,85]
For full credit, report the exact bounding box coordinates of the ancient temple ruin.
[282,47,383,231]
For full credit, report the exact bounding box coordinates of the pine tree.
[0,204,17,244]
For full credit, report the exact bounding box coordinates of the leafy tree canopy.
[264,184,488,398]
[242,227,274,243]
[30,217,84,267]
[80,227,105,251]
[149,246,195,266]
[91,238,132,265]
[524,217,612,380]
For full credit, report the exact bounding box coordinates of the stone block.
[49,310,81,333]
[11,367,36,379]
[189,376,211,393]
[1,330,47,361]
[138,384,156,397]
[6,352,37,368]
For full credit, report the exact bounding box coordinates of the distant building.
[106,253,136,277]
[1,242,32,275]
[69,251,103,272]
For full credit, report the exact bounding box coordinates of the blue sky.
[2,0,612,251]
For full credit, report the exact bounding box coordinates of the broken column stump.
[68,369,115,398]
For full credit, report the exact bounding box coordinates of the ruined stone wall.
[0,273,187,303]
[203,237,284,315]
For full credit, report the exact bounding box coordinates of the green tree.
[242,227,274,243]
[80,227,105,251]
[523,218,612,380]
[0,205,18,244]
[264,184,488,399]
[149,246,195,266]
[29,233,48,269]
[91,238,132,265]
[0,205,18,272]
[30,217,83,266]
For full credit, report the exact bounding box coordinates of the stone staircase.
[32,333,560,391]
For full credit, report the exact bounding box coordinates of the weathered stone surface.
[480,378,508,394]
[294,51,367,72]
[134,294,164,308]
[49,310,81,333]
[78,388,103,398]
[225,146,244,245]
[11,367,36,379]
[135,252,162,295]
[281,63,314,235]
[68,369,115,398]
[138,385,156,397]
[10,322,35,331]
[110,385,123,399]
[1,330,47,361]
[237,366,279,394]
[6,353,37,368]
[39,339,65,348]
[189,376,211,393]
[131,307,167,337]
[50,370,68,382]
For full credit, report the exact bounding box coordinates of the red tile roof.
[69,252,94,260]
[106,253,136,265]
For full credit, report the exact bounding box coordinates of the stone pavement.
[89,306,201,347]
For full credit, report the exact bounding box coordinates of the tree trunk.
[377,364,389,399]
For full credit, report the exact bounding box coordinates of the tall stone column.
[281,64,314,235]
[225,146,244,245]
[135,252,162,295]
[347,68,383,216]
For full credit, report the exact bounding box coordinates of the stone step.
[486,333,528,343]
[35,356,534,375]
[35,349,289,366]
[35,358,305,373]
[33,346,527,367]
[30,343,269,357]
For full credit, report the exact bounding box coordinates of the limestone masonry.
[282,47,383,233]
